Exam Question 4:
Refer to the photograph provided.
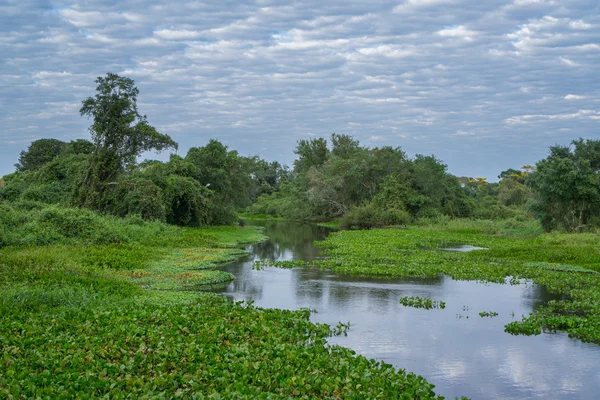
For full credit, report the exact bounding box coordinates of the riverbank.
[0,213,445,398]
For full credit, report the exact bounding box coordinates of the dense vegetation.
[0,206,448,398]
[249,134,600,232]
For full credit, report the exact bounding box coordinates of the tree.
[186,139,252,208]
[528,139,600,231]
[66,139,95,155]
[76,73,177,210]
[16,139,67,172]
[293,138,329,174]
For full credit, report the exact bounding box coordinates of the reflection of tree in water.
[526,283,563,310]
[246,221,333,262]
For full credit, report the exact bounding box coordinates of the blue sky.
[1,0,599,180]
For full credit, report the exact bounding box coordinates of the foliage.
[249,134,474,224]
[479,311,499,318]
[341,202,411,229]
[15,138,67,172]
[528,138,600,232]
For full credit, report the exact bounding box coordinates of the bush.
[20,182,68,204]
[341,203,411,229]
[117,177,167,222]
[163,175,210,226]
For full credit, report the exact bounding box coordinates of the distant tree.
[498,168,521,181]
[76,73,177,210]
[330,133,360,159]
[293,138,329,174]
[66,139,95,155]
[528,139,600,231]
[16,139,67,172]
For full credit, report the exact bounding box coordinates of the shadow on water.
[210,221,600,400]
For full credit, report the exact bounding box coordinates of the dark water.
[212,221,600,400]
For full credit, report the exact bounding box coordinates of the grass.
[0,206,446,399]
[307,223,600,344]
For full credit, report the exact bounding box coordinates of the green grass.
[308,225,600,344]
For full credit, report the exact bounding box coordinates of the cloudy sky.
[1,0,598,180]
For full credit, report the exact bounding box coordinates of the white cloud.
[506,110,600,124]
[154,29,201,40]
[564,94,586,100]
[437,25,478,41]
[560,57,579,66]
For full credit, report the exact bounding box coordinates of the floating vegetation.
[0,223,446,398]
[311,227,600,344]
[252,259,309,270]
[524,261,599,274]
[479,311,499,318]
[332,321,351,336]
[400,296,446,310]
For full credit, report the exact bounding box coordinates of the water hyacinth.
[311,226,600,344]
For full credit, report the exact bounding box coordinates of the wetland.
[215,220,600,400]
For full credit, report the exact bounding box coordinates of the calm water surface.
[212,221,600,400]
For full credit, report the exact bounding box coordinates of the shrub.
[117,177,167,222]
[341,203,411,229]
[20,182,68,204]
[163,175,210,226]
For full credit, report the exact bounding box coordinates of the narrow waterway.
[211,221,600,400]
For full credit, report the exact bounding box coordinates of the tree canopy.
[528,139,600,231]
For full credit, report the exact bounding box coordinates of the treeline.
[0,137,284,227]
[249,134,600,232]
[250,134,541,228]
[1,73,599,232]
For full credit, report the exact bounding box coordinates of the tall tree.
[76,73,177,210]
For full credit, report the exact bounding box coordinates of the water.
[212,221,600,400]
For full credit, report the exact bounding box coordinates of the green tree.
[16,139,67,172]
[293,138,329,174]
[528,139,600,231]
[66,139,95,155]
[76,73,177,211]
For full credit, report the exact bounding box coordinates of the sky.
[1,0,599,180]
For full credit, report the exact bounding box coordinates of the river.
[211,221,600,399]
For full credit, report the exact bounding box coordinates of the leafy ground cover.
[308,221,600,344]
[0,209,446,399]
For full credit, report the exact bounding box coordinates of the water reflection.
[211,221,600,400]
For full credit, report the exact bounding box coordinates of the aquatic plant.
[310,227,600,344]
[479,311,499,318]
[399,296,446,310]
[0,220,445,398]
